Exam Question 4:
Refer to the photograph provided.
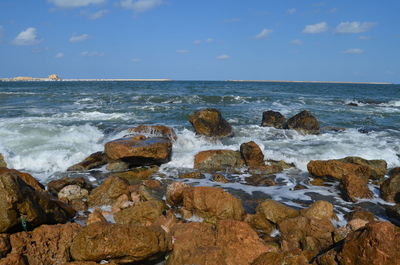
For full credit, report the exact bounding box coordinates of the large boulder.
[166,182,190,206]
[255,200,299,224]
[380,170,400,203]
[67,152,108,171]
[128,125,177,141]
[9,223,81,265]
[70,222,171,264]
[110,166,159,183]
[261,110,286,129]
[182,186,245,224]
[0,168,44,191]
[284,110,320,135]
[114,200,166,226]
[194,150,245,172]
[338,156,387,180]
[340,174,373,202]
[0,154,6,168]
[307,160,371,180]
[47,177,93,196]
[337,221,400,265]
[0,170,75,233]
[87,176,130,207]
[104,136,172,166]
[240,141,266,169]
[188,108,233,137]
[300,200,335,220]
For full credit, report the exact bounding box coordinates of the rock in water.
[188,108,233,137]
[70,222,171,264]
[240,141,266,169]
[0,154,6,168]
[0,168,44,191]
[47,177,92,196]
[380,169,400,203]
[194,149,245,171]
[67,152,108,171]
[88,176,130,207]
[307,160,371,180]
[261,110,286,129]
[338,156,387,180]
[285,110,320,134]
[255,199,299,224]
[114,200,166,226]
[104,136,172,166]
[128,125,177,141]
[340,174,373,202]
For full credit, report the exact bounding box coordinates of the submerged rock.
[261,110,286,129]
[188,108,233,137]
[284,110,320,135]
[386,204,400,225]
[128,125,177,141]
[194,149,245,171]
[67,152,108,171]
[380,169,400,203]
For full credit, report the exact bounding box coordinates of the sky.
[0,0,399,82]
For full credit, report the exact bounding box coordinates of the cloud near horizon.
[48,0,105,8]
[89,9,109,19]
[216,54,230,60]
[335,21,376,34]
[255,28,273,39]
[69,33,89,43]
[343,48,364,54]
[13,27,41,46]
[120,0,163,13]
[303,22,328,34]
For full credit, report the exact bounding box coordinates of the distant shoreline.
[228,80,393,85]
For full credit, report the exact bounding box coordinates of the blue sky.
[0,0,399,82]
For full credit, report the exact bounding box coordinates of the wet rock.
[128,125,177,141]
[194,149,245,172]
[179,172,205,179]
[47,177,92,196]
[0,154,6,168]
[166,182,189,206]
[385,204,400,225]
[0,171,75,233]
[348,218,369,231]
[104,136,172,166]
[340,174,373,202]
[212,173,230,183]
[240,141,266,169]
[58,185,89,202]
[345,209,376,222]
[261,110,286,129]
[182,186,245,224]
[106,160,130,172]
[380,173,400,203]
[266,159,295,169]
[337,221,400,265]
[245,175,276,186]
[143,179,162,189]
[111,194,133,213]
[70,222,171,264]
[0,234,10,258]
[245,213,274,234]
[309,178,330,186]
[114,200,166,226]
[87,176,130,207]
[87,209,107,225]
[9,223,81,265]
[67,152,108,171]
[285,110,320,135]
[338,156,387,180]
[307,159,371,180]
[300,201,335,220]
[0,253,26,265]
[256,199,299,224]
[252,251,309,265]
[110,166,159,183]
[333,226,351,243]
[0,168,44,191]
[321,126,346,133]
[388,167,400,177]
[188,108,233,137]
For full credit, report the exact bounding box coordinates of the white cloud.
[55,52,64,58]
[89,9,108,20]
[303,22,328,34]
[255,28,273,39]
[287,8,297,15]
[290,39,302,45]
[81,51,104,56]
[48,0,105,8]
[69,33,89,43]
[335,21,376,34]
[176,49,189,53]
[120,0,162,13]
[205,38,214,43]
[13,27,41,46]
[343,48,364,54]
[216,54,230,60]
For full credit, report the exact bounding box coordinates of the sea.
[1,81,399,223]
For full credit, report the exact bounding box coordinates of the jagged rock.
[380,172,400,203]
[240,141,266,169]
[338,156,387,180]
[300,201,335,220]
[114,200,166,226]
[0,234,10,258]
[106,160,130,172]
[166,182,190,206]
[252,251,309,265]
[345,209,376,222]
[194,150,245,171]
[0,168,44,191]
[340,174,373,202]
[143,179,161,189]
[87,209,107,225]
[67,152,108,171]
[285,110,320,134]
[348,218,369,231]
[9,223,81,265]
[47,177,92,196]
[386,204,400,225]
[0,253,26,265]
[261,110,286,129]
[104,136,172,166]
[70,223,171,264]
[0,154,6,168]
[245,174,276,186]
[128,125,177,141]
[255,199,299,224]
[88,176,130,207]
[307,160,370,180]
[179,172,205,179]
[188,108,233,137]
[245,213,274,234]
[266,159,295,169]
[212,173,230,183]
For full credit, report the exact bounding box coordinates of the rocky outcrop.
[0,168,44,191]
[252,251,309,265]
[340,174,373,202]
[240,141,266,169]
[338,156,387,180]
[87,176,130,207]
[0,234,10,258]
[255,200,299,224]
[0,170,75,233]
[114,200,166,226]
[188,108,233,137]
[386,204,400,225]
[380,170,400,203]
[0,253,26,265]
[128,125,177,141]
[0,154,6,168]
[67,152,108,171]
[300,201,335,220]
[166,182,190,206]
[307,160,370,180]
[284,110,320,135]
[104,136,172,166]
[261,110,286,129]
[194,150,245,171]
[110,166,159,183]
[58,185,89,202]
[70,222,171,264]
[9,223,81,265]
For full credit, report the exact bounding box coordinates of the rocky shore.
[0,108,399,265]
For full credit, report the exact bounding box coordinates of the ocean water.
[1,81,399,221]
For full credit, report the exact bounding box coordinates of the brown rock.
[88,176,130,207]
[143,179,161,189]
[337,221,400,265]
[58,185,89,202]
[0,253,27,265]
[70,222,171,264]
[256,200,299,224]
[388,167,400,177]
[252,251,309,265]
[245,174,276,186]
[128,125,177,141]
[110,166,159,183]
[340,174,373,202]
[105,160,130,172]
[47,177,92,196]
[9,223,81,265]
[266,159,295,169]
[307,160,371,180]
[301,201,335,220]
[0,234,10,258]
[114,200,166,226]
[245,213,274,234]
[111,194,134,213]
[104,136,172,166]
[380,173,400,203]
[166,182,190,206]
[386,204,400,225]
[194,149,245,171]
[87,209,107,225]
[182,186,245,224]
[212,173,230,183]
[67,152,108,171]
[179,172,205,179]
[0,154,6,168]
[240,141,266,169]
[188,108,233,137]
[338,156,387,180]
[345,209,376,222]
[285,110,320,135]
[0,168,44,191]
[261,110,286,129]
[348,218,369,231]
